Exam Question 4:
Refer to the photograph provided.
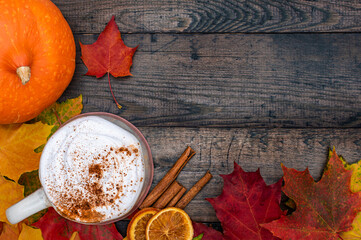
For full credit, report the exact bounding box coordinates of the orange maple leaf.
[0,122,53,181]
[0,222,43,240]
[0,222,21,240]
[80,16,138,109]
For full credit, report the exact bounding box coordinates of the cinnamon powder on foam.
[40,116,145,223]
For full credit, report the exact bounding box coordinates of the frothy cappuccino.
[40,116,145,223]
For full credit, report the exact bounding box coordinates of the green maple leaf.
[193,234,204,240]
[35,94,83,131]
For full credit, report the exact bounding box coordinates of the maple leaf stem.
[337,233,344,240]
[52,108,63,127]
[108,72,122,109]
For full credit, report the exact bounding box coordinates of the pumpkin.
[0,0,76,124]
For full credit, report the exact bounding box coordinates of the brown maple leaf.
[262,150,361,239]
[80,16,137,109]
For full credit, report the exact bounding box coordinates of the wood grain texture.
[53,0,361,34]
[46,0,361,227]
[135,127,361,222]
[61,33,361,128]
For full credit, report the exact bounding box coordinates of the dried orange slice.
[127,208,159,240]
[145,207,194,240]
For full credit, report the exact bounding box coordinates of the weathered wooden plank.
[60,33,361,128]
[127,127,361,222]
[53,0,361,34]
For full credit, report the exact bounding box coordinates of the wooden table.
[54,0,361,234]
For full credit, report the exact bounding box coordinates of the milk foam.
[40,116,145,223]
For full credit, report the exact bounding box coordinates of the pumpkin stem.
[16,66,31,85]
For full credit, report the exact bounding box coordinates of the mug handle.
[6,187,51,224]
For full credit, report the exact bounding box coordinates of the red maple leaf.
[32,208,123,240]
[80,16,137,109]
[262,150,361,239]
[192,222,224,240]
[194,162,283,240]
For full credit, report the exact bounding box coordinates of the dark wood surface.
[54,0,361,33]
[65,33,361,128]
[138,128,361,222]
[54,0,361,229]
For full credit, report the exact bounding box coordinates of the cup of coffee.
[6,112,153,225]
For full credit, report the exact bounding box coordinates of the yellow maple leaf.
[343,157,361,193]
[0,222,20,240]
[336,150,361,239]
[69,231,81,240]
[0,122,53,181]
[0,176,24,224]
[18,223,43,240]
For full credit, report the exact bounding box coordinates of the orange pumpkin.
[0,0,76,124]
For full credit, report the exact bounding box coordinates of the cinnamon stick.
[152,181,183,209]
[140,146,196,209]
[166,186,187,207]
[175,171,212,209]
